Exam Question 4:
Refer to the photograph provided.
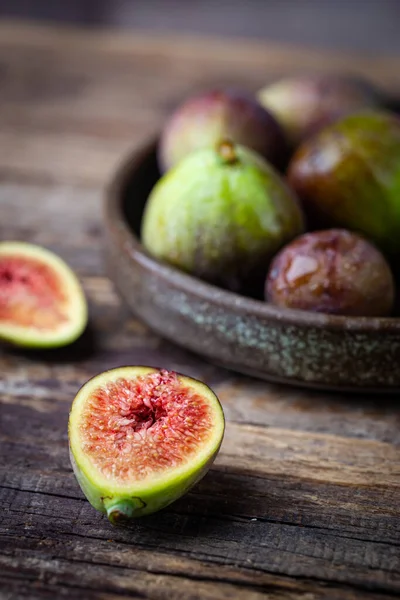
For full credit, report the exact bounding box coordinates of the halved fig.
[68,367,225,523]
[0,241,88,348]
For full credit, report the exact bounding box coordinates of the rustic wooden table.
[1,20,399,600]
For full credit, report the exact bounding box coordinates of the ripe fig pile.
[140,81,399,318]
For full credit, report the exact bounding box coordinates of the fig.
[0,241,88,348]
[266,229,395,317]
[258,75,382,147]
[68,366,225,523]
[287,111,400,255]
[158,89,288,172]
[142,140,304,293]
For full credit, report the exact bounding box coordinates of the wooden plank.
[1,181,400,597]
[0,20,399,87]
[0,21,398,185]
[0,552,393,600]
[1,471,399,596]
[1,20,400,600]
[0,559,388,600]
[1,374,400,593]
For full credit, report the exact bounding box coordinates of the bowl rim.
[104,137,400,334]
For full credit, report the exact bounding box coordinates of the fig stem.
[105,499,142,525]
[217,139,238,165]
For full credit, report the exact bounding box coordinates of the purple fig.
[258,75,382,147]
[159,89,288,172]
[266,229,395,317]
[288,110,400,256]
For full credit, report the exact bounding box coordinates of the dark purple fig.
[266,229,395,317]
[288,111,400,256]
[158,89,288,172]
[258,75,382,147]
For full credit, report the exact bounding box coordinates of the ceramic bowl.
[104,139,400,392]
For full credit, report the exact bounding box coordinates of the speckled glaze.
[104,140,400,392]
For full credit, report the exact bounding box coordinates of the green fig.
[258,75,382,148]
[69,366,225,523]
[158,89,288,172]
[142,141,304,293]
[288,111,400,256]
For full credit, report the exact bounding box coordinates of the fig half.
[0,241,88,348]
[68,367,225,524]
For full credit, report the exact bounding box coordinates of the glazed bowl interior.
[121,142,160,240]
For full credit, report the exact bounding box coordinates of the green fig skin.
[142,143,305,294]
[258,75,382,148]
[69,444,218,523]
[288,111,400,256]
[158,89,288,172]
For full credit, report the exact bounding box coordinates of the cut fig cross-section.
[0,241,88,348]
[68,367,225,524]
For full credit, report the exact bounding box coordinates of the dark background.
[1,0,400,55]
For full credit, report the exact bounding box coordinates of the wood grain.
[0,20,400,600]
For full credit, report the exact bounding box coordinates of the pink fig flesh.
[0,241,87,348]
